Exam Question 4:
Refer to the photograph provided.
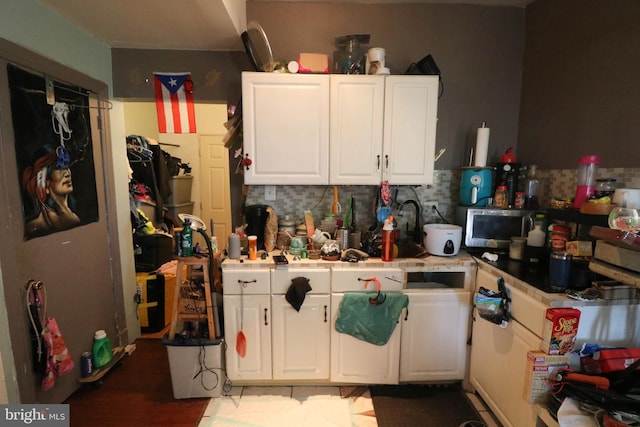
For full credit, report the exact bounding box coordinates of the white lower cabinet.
[330,267,404,384]
[400,290,471,382]
[469,267,544,427]
[271,268,331,380]
[223,269,272,381]
[469,306,541,427]
[330,293,402,384]
[224,293,272,381]
[272,294,330,380]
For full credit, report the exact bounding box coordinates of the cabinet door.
[469,302,541,427]
[242,72,329,185]
[271,294,330,380]
[330,293,401,384]
[383,75,439,185]
[400,290,471,382]
[223,294,272,381]
[329,75,385,185]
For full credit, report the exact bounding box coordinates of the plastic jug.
[92,329,113,368]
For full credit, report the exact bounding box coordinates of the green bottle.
[182,218,193,257]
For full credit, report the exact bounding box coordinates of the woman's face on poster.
[48,168,73,195]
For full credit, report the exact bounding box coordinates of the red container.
[582,348,640,374]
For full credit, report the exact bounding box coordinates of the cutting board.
[594,240,640,273]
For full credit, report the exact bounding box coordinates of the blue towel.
[335,292,409,346]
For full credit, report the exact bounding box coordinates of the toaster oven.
[454,206,534,249]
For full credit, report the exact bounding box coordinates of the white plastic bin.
[163,337,225,399]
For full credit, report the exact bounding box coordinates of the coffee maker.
[494,149,521,207]
[245,204,270,250]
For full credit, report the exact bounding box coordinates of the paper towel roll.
[474,124,490,167]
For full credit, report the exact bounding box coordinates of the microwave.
[454,206,535,249]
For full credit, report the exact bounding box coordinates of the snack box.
[566,240,593,257]
[523,351,571,404]
[582,348,640,374]
[540,308,581,355]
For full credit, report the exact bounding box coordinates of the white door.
[0,59,125,403]
[329,75,385,185]
[199,133,231,249]
[271,294,330,380]
[383,75,439,185]
[400,290,471,382]
[223,294,272,381]
[242,72,329,185]
[330,293,401,384]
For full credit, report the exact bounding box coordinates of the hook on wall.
[25,279,43,290]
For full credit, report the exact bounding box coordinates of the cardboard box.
[566,240,593,257]
[297,53,329,73]
[540,308,581,354]
[582,348,640,374]
[523,351,571,404]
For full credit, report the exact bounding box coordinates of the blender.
[572,155,600,209]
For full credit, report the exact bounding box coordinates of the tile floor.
[197,385,502,427]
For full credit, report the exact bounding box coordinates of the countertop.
[221,250,477,271]
[470,249,639,308]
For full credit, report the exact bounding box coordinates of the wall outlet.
[265,185,277,201]
[423,201,439,222]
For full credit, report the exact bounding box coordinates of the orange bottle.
[381,216,394,262]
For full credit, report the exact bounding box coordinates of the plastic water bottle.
[182,218,193,257]
[92,329,113,369]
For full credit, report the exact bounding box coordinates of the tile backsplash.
[245,167,640,238]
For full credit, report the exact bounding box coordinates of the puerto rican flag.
[153,72,196,134]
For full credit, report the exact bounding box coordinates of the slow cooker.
[423,224,462,256]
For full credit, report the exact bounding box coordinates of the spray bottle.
[381,216,395,262]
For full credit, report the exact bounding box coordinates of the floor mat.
[370,383,485,427]
[201,385,377,427]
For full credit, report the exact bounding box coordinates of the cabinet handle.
[324,305,328,322]
[384,154,389,171]
[404,307,409,321]
[264,308,269,326]
[376,155,381,172]
[238,279,257,286]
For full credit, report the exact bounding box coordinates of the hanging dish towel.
[335,292,409,346]
[285,277,312,312]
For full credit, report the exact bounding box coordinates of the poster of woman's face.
[8,64,99,240]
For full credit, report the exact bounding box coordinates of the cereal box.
[523,351,571,403]
[540,308,581,355]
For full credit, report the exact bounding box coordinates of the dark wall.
[517,0,640,169]
[111,49,251,103]
[247,2,526,170]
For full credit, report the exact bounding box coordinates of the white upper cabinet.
[330,75,439,185]
[330,75,385,185]
[242,72,330,185]
[242,72,438,185]
[382,76,439,185]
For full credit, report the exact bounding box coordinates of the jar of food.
[509,236,526,260]
[494,186,508,209]
[515,192,526,208]
[550,225,570,252]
